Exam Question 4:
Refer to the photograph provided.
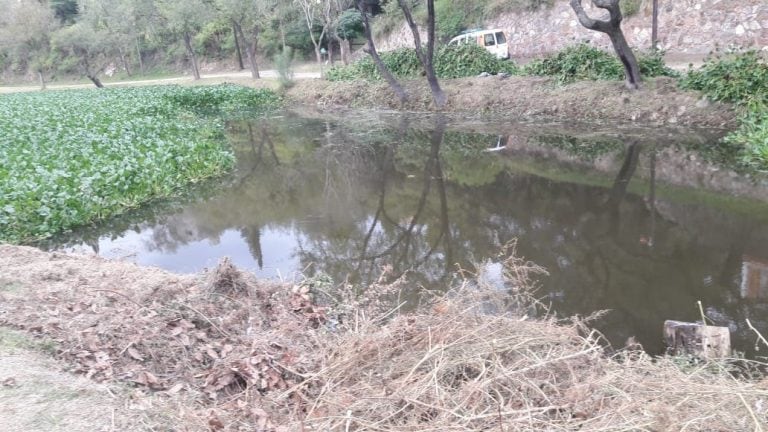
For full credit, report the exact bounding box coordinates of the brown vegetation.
[0,244,766,430]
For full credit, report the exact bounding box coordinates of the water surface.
[49,112,768,356]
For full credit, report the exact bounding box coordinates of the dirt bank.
[1,244,766,431]
[286,75,737,129]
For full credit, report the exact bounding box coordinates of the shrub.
[435,43,518,78]
[326,44,518,82]
[522,43,677,84]
[679,50,768,104]
[680,50,768,169]
[274,47,295,90]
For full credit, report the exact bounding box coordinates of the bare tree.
[570,0,642,90]
[397,0,446,108]
[356,0,408,105]
[295,0,327,64]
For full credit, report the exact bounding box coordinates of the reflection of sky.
[64,227,302,280]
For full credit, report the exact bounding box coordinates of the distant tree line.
[0,0,370,88]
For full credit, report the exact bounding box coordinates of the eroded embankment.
[0,244,766,431]
[286,76,737,129]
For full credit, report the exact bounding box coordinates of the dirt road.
[0,69,321,94]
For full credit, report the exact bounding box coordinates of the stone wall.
[377,0,767,58]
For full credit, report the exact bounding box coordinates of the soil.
[284,75,737,129]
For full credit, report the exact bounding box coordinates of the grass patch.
[0,327,57,355]
[0,84,281,243]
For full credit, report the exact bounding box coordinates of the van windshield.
[495,32,506,44]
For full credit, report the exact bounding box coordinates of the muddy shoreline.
[285,75,737,129]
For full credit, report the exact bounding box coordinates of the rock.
[696,97,710,108]
[497,72,510,79]
[478,72,491,78]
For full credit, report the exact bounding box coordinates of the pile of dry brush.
[1,247,767,431]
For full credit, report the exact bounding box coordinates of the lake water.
[47,111,768,357]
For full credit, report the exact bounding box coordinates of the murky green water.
[48,111,768,356]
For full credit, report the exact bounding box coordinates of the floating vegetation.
[0,85,281,243]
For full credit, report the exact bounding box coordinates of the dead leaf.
[1,377,18,388]
[127,347,144,362]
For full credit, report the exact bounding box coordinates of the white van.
[448,29,509,60]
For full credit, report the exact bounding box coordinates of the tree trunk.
[337,35,346,65]
[236,23,260,79]
[37,70,46,90]
[608,30,641,89]
[358,0,407,105]
[328,39,335,65]
[398,0,446,108]
[341,39,352,65]
[119,48,131,77]
[232,20,245,71]
[570,0,642,90]
[651,0,659,50]
[135,36,145,75]
[87,74,104,88]
[279,17,287,51]
[183,31,201,80]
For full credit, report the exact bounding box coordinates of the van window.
[495,32,506,44]
[484,33,495,46]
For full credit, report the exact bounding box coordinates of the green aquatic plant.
[0,85,281,243]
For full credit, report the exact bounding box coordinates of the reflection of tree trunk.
[242,226,264,269]
[183,31,201,80]
[648,149,657,248]
[605,143,641,235]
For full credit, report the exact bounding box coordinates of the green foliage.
[619,0,641,17]
[373,0,553,40]
[326,44,517,81]
[679,50,768,104]
[522,43,677,84]
[0,85,281,243]
[435,44,518,78]
[335,8,363,40]
[274,47,295,90]
[680,50,768,169]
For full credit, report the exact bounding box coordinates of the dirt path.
[0,69,321,94]
[0,329,152,432]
